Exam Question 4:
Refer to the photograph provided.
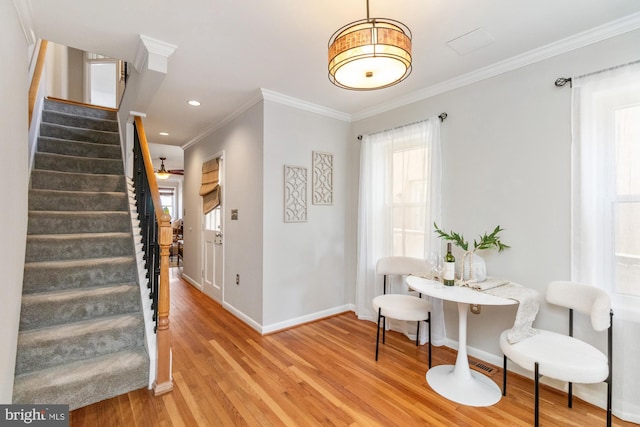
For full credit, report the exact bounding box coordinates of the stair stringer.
[126,178,157,389]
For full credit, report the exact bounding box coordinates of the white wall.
[183,102,265,326]
[352,28,640,418]
[0,1,29,403]
[183,96,353,331]
[262,100,352,329]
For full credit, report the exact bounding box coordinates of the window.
[391,143,429,257]
[571,61,640,317]
[159,187,175,220]
[613,105,640,297]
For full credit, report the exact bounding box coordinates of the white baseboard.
[261,304,355,334]
[181,273,202,291]
[222,302,263,334]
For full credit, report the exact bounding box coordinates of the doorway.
[202,154,224,303]
[84,52,126,108]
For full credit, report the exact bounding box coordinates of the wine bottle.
[444,243,456,286]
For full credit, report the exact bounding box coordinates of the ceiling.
[29,0,640,155]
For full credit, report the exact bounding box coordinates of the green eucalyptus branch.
[472,225,510,252]
[433,223,510,253]
[433,223,469,251]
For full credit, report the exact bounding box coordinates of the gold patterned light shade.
[328,2,412,90]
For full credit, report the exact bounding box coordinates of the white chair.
[501,281,613,427]
[372,256,432,367]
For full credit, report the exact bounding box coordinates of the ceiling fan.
[155,157,184,180]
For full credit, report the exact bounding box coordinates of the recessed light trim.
[188,100,201,106]
[159,132,169,136]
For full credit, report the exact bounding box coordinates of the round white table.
[406,275,516,407]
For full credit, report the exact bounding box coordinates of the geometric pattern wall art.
[284,165,308,222]
[312,151,333,205]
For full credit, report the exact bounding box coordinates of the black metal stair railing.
[132,124,159,332]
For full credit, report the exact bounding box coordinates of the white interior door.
[203,206,222,302]
[84,52,125,108]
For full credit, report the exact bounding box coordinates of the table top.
[406,275,517,306]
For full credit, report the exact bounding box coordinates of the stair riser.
[23,260,138,294]
[34,152,123,175]
[29,191,128,212]
[20,286,141,330]
[40,123,119,145]
[42,110,118,132]
[26,235,133,262]
[31,170,126,192]
[43,99,117,121]
[28,212,131,234]
[13,348,148,411]
[15,316,144,375]
[38,137,121,159]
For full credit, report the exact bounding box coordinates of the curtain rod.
[555,59,640,88]
[356,112,447,141]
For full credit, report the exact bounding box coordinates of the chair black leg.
[534,362,540,427]
[607,375,612,427]
[382,316,386,344]
[503,355,507,396]
[427,312,432,369]
[415,321,420,346]
[568,382,573,408]
[375,308,382,361]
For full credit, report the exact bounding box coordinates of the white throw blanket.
[458,277,509,291]
[475,280,540,343]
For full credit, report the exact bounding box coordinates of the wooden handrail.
[134,116,173,395]
[29,40,49,127]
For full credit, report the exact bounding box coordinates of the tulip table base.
[426,365,502,407]
[425,301,502,407]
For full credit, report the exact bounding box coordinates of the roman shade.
[200,157,220,214]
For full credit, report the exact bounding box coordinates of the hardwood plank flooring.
[69,268,635,426]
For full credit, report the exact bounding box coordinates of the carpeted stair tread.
[26,232,133,262]
[15,314,144,376]
[27,211,131,234]
[29,189,127,212]
[42,110,118,132]
[44,99,117,121]
[30,170,126,192]
[23,256,137,294]
[19,283,141,330]
[34,152,123,175]
[37,136,121,159]
[13,347,148,410]
[40,122,119,145]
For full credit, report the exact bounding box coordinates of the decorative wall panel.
[312,151,333,205]
[284,165,307,222]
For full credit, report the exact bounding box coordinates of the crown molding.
[260,89,351,122]
[182,89,352,150]
[353,11,640,121]
[134,35,177,74]
[181,91,264,150]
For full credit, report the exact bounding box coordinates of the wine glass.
[429,251,444,286]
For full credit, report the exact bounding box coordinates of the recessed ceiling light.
[188,100,201,106]
[159,132,169,136]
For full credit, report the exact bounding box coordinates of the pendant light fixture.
[328,0,412,90]
[156,157,171,180]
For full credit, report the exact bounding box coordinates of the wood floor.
[70,269,633,426]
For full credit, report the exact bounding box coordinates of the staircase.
[14,99,149,410]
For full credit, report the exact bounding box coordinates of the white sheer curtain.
[355,117,445,346]
[572,61,640,422]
